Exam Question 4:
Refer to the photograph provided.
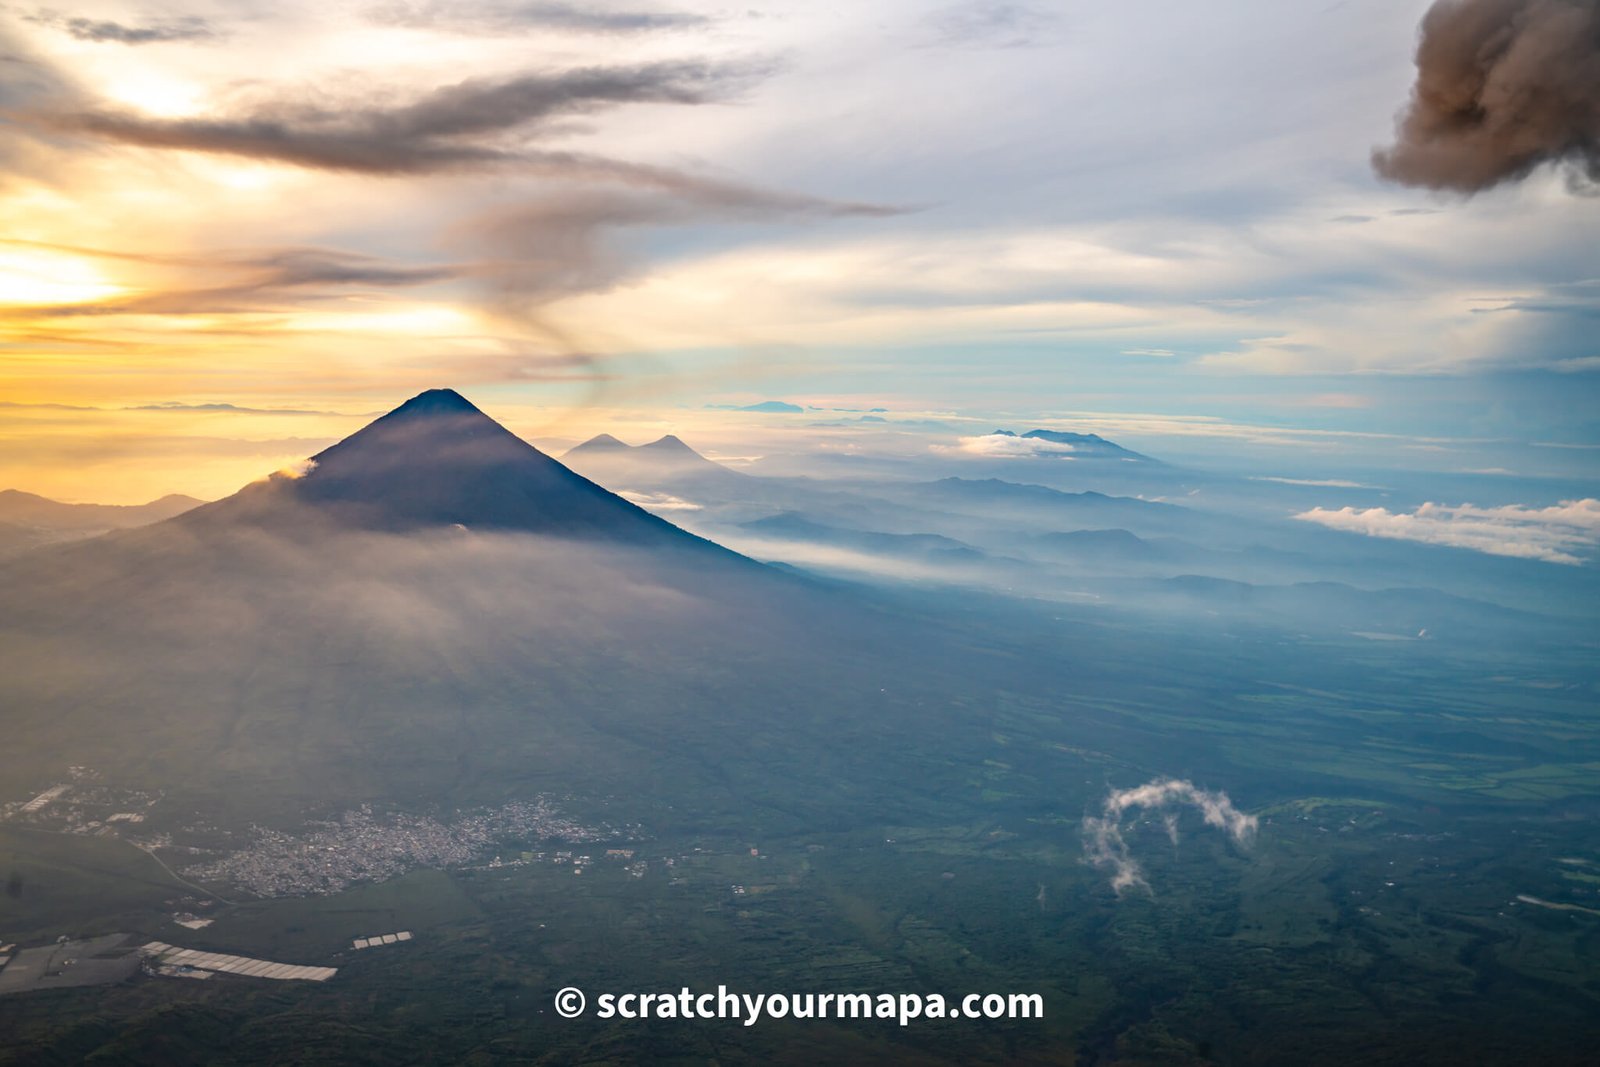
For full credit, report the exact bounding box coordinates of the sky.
[0,0,1596,502]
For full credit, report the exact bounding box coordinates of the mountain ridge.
[0,488,207,558]
[986,428,1155,462]
[0,488,204,527]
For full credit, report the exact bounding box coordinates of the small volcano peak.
[567,433,632,455]
[387,388,482,419]
[561,429,731,477]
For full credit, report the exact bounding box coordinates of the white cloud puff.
[943,434,1077,459]
[1083,778,1257,894]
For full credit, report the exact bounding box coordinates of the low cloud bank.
[618,490,701,512]
[1296,498,1600,565]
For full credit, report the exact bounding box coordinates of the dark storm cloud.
[366,0,709,35]
[40,61,758,175]
[26,10,218,44]
[1373,0,1600,194]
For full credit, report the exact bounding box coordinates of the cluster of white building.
[141,942,336,981]
[351,931,413,949]
[18,784,70,814]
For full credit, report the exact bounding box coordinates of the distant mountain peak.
[642,434,696,454]
[981,427,1155,462]
[0,489,204,540]
[568,433,631,454]
[561,432,729,477]
[385,387,482,419]
[736,400,803,413]
[1023,429,1105,443]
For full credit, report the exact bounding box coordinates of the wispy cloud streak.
[1296,498,1600,564]
[26,10,218,44]
[367,0,709,35]
[40,61,756,175]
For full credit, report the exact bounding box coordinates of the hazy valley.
[1,390,1596,1064]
